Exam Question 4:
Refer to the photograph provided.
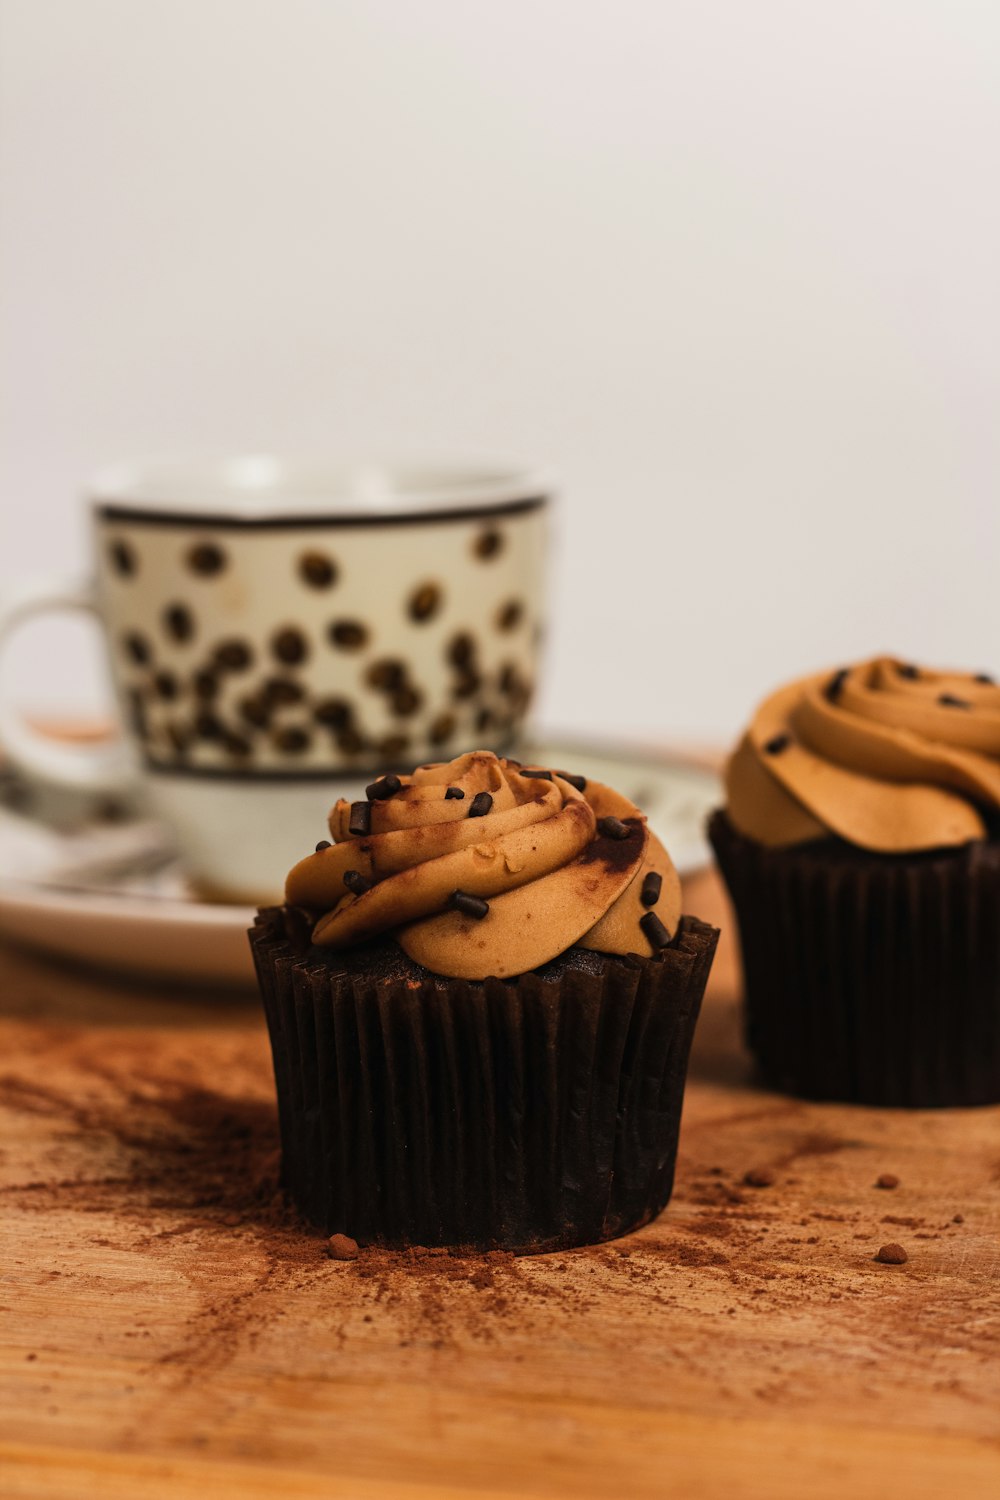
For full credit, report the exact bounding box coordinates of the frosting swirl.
[725,656,1000,852]
[285,750,681,977]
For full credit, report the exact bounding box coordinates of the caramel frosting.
[285,750,681,978]
[726,656,1000,852]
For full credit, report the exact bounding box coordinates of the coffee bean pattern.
[329,620,368,650]
[187,542,227,576]
[408,582,442,622]
[109,539,137,577]
[101,508,542,772]
[299,551,338,588]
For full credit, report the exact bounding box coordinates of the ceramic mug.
[0,456,551,901]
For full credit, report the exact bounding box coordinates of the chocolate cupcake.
[710,656,1000,1107]
[250,750,718,1251]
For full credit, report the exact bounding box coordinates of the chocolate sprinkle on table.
[344,870,372,895]
[315,840,331,852]
[348,801,372,836]
[597,816,631,840]
[939,694,971,709]
[444,786,465,800]
[449,890,490,919]
[641,871,662,907]
[639,911,671,951]
[366,774,402,801]
[468,792,493,818]
[764,734,791,755]
[556,771,587,791]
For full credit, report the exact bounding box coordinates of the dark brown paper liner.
[709,809,1000,1107]
[250,911,718,1251]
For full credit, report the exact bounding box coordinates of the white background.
[2,0,999,744]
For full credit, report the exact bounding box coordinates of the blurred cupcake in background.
[710,655,1000,1106]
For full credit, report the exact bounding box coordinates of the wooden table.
[2,868,999,1499]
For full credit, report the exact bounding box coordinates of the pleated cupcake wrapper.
[250,911,718,1252]
[709,810,1000,1107]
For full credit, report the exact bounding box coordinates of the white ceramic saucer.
[0,738,720,986]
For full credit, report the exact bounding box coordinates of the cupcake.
[710,655,1000,1107]
[250,750,718,1251]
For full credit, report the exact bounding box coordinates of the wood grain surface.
[1,868,999,1499]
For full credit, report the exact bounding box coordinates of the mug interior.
[90,456,551,522]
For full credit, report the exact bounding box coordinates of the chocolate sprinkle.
[108,538,136,577]
[366,774,402,801]
[974,673,995,684]
[448,890,490,919]
[520,768,552,780]
[597,816,631,841]
[639,910,671,951]
[641,871,662,907]
[444,786,465,800]
[348,801,372,836]
[344,870,372,896]
[939,693,971,709]
[764,734,790,755]
[468,791,493,818]
[898,663,920,680]
[826,667,849,702]
[315,840,332,852]
[556,771,587,791]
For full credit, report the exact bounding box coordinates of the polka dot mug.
[0,457,551,901]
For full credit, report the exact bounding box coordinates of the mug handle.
[0,574,136,793]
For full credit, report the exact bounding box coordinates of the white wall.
[2,0,999,744]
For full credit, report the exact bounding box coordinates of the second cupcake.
[710,655,1000,1107]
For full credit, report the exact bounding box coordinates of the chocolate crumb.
[348,801,372,836]
[444,786,465,800]
[639,911,671,951]
[743,1167,776,1188]
[938,693,971,709]
[556,771,587,791]
[597,816,631,840]
[367,774,402,801]
[315,840,332,852]
[764,734,790,755]
[641,871,662,907]
[952,1213,964,1224]
[468,792,493,818]
[326,1233,359,1261]
[875,1173,900,1190]
[343,870,372,896]
[448,891,490,920]
[875,1242,908,1265]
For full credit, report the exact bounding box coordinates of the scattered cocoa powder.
[875,1243,908,1265]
